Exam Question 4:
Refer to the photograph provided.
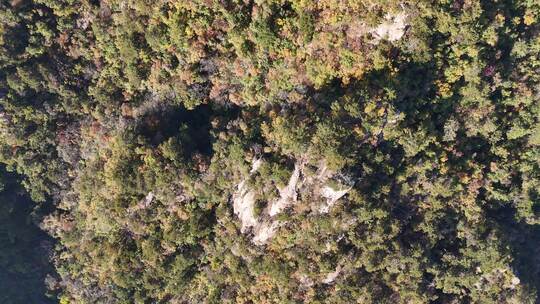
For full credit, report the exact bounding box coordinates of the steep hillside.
[1,0,540,303]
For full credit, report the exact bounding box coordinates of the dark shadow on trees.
[487,204,540,303]
[139,103,239,157]
[0,167,57,304]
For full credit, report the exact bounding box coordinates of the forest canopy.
[1,0,540,303]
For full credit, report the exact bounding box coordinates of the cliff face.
[234,158,352,245]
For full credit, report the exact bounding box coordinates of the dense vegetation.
[1,0,540,303]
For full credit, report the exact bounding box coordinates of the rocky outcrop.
[370,12,408,42]
[232,159,352,245]
[319,186,351,213]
